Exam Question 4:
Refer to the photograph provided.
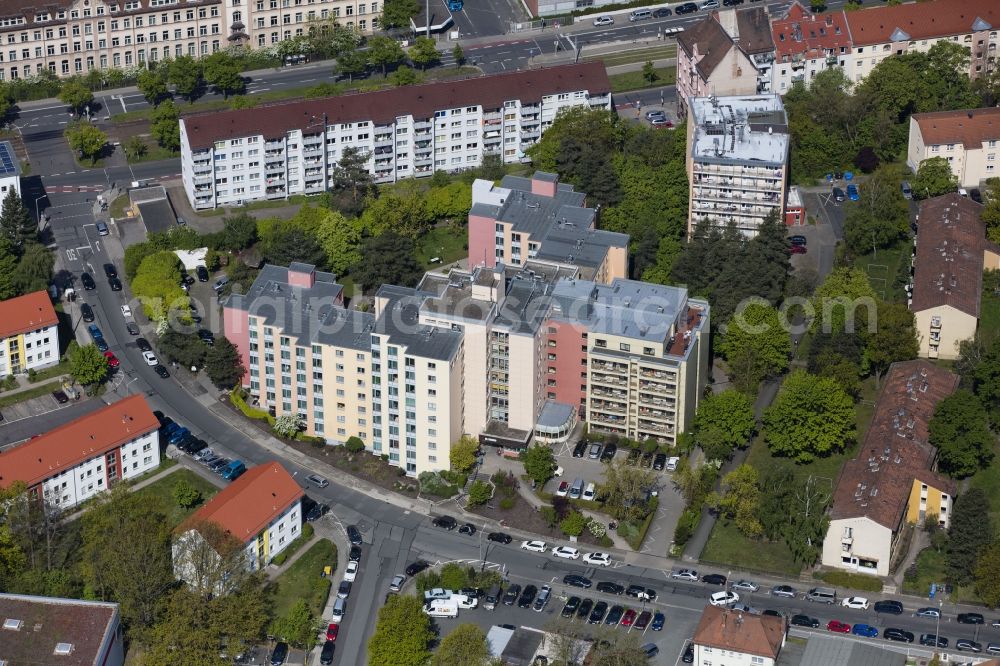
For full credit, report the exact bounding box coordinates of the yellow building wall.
[906,479,947,525]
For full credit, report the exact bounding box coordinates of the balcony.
[930,316,941,329]
[264,149,284,158]
[414,120,432,131]
[591,374,626,387]
[414,156,433,167]
[194,174,212,185]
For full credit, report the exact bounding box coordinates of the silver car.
[306,474,329,488]
[771,585,797,598]
[732,580,759,592]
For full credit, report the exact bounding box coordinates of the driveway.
[786,218,837,282]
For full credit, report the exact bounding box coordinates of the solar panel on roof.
[0,142,18,177]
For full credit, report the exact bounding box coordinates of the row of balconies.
[591,374,627,387]
[694,175,783,191]
[692,189,780,204]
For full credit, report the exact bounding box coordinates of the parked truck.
[423,598,459,618]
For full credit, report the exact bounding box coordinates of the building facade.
[0,290,58,376]
[908,108,1000,189]
[0,395,160,509]
[692,605,785,666]
[180,63,612,209]
[770,2,852,93]
[0,594,124,666]
[173,461,303,593]
[823,361,958,577]
[685,94,789,237]
[909,194,991,360]
[675,8,775,119]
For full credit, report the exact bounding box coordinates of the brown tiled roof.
[693,605,785,658]
[829,361,959,530]
[0,0,220,29]
[0,593,119,666]
[772,2,852,60]
[0,290,57,340]
[911,193,985,318]
[179,461,303,544]
[181,63,611,150]
[677,15,737,81]
[913,107,1000,149]
[845,0,1000,46]
[0,395,158,489]
[735,6,775,55]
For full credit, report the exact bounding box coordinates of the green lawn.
[970,442,1000,534]
[0,380,65,408]
[701,520,803,577]
[979,271,1000,347]
[125,136,179,164]
[131,468,220,528]
[414,226,467,269]
[587,45,677,68]
[270,538,336,619]
[109,195,130,219]
[851,239,910,303]
[607,66,677,94]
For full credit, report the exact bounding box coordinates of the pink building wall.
[223,305,252,387]
[468,213,497,268]
[288,267,315,288]
[546,319,587,412]
[531,177,557,197]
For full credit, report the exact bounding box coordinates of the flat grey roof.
[419,270,497,323]
[374,285,463,361]
[690,94,789,167]
[129,185,167,204]
[137,198,176,234]
[799,635,905,666]
[550,277,688,343]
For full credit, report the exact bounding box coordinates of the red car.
[789,244,807,254]
[635,610,652,630]
[326,623,339,641]
[827,620,851,633]
[103,351,120,368]
[621,609,637,627]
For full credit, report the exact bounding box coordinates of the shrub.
[172,479,202,508]
[440,470,467,487]
[467,480,492,506]
[417,471,459,498]
[345,436,365,453]
[26,368,36,382]
[540,506,558,527]
[587,518,607,538]
[230,388,274,423]
[415,571,442,593]
[673,507,701,548]
[272,414,304,438]
[499,497,516,511]
[560,511,587,537]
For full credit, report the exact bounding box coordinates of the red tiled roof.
[845,0,1000,46]
[693,605,785,658]
[911,193,985,318]
[772,1,851,60]
[0,395,158,488]
[181,63,611,150]
[180,461,303,543]
[829,361,958,530]
[677,15,738,80]
[0,290,57,339]
[0,593,119,666]
[913,107,1000,149]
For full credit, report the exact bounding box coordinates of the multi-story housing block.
[244,0,379,48]
[693,605,786,666]
[0,290,58,376]
[467,171,628,282]
[770,2,852,93]
[173,461,303,594]
[0,594,125,666]
[0,395,160,509]
[686,94,789,237]
[180,63,612,209]
[908,107,1000,189]
[676,7,775,120]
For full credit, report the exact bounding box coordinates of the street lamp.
[935,598,942,648]
[34,195,45,223]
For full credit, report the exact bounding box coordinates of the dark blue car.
[852,623,878,638]
[847,183,860,201]
[651,611,665,631]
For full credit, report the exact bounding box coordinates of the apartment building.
[0,395,160,509]
[0,141,21,198]
[843,0,999,83]
[0,594,124,666]
[0,290,58,376]
[692,605,786,666]
[686,94,789,237]
[823,361,958,577]
[676,7,775,119]
[910,193,1000,360]
[467,171,628,283]
[908,107,1000,189]
[179,63,612,209]
[770,1,852,93]
[173,461,303,593]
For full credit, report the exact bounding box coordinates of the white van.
[582,482,596,501]
[332,597,346,621]
[629,9,652,21]
[423,599,459,618]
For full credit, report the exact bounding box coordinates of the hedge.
[814,570,884,593]
[619,497,659,550]
[230,388,275,425]
[269,523,315,566]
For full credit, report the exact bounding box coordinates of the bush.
[415,570,442,593]
[230,388,274,424]
[499,497,516,511]
[814,570,884,593]
[673,506,701,548]
[345,436,365,453]
[467,480,492,506]
[440,470,467,487]
[417,471,459,498]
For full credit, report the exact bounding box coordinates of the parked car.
[956,639,983,653]
[347,525,363,545]
[306,474,329,488]
[621,609,638,627]
[901,181,913,199]
[842,597,870,610]
[702,574,727,586]
[789,244,807,254]
[348,545,362,562]
[883,628,914,643]
[319,641,335,665]
[108,277,122,291]
[487,532,512,544]
[103,263,118,279]
[958,613,985,625]
[596,581,625,595]
[502,584,522,606]
[916,607,942,618]
[552,546,580,560]
[80,303,95,322]
[653,7,672,17]
[577,598,594,620]
[847,183,860,201]
[635,610,652,630]
[556,481,569,497]
[51,389,69,404]
[672,569,699,582]
[732,580,759,592]
[852,624,878,638]
[675,2,698,13]
[136,337,152,352]
[588,601,609,624]
[389,574,406,592]
[103,351,120,368]
[196,265,210,282]
[827,620,852,633]
[626,585,657,602]
[920,634,949,648]
[874,600,903,615]
[562,596,581,617]
[80,272,96,290]
[572,441,588,458]
[832,187,846,202]
[651,611,666,631]
[458,523,476,536]
[269,642,288,666]
[653,453,667,470]
[605,605,625,625]
[789,235,807,246]
[583,552,611,567]
[563,574,592,589]
[521,540,547,553]
[709,591,739,607]
[405,561,429,576]
[588,442,602,459]
[198,329,215,345]
[141,351,158,366]
[154,364,170,378]
[592,14,614,26]
[96,220,109,236]
[791,615,820,628]
[681,642,694,663]
[517,585,538,608]
[600,443,617,462]
[433,515,457,530]
[532,585,551,612]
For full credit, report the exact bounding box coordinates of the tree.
[171,519,252,597]
[763,370,856,463]
[359,188,433,238]
[380,0,421,29]
[853,146,880,173]
[947,487,993,586]
[928,389,994,478]
[707,464,763,538]
[68,342,109,386]
[136,68,169,106]
[641,60,658,85]
[168,55,205,102]
[719,300,791,393]
[467,480,491,506]
[983,179,1000,244]
[59,81,94,116]
[150,99,181,152]
[66,122,107,165]
[452,43,465,66]
[335,49,368,82]
[389,64,418,86]
[367,594,434,666]
[123,135,147,160]
[842,166,909,255]
[0,189,37,250]
[521,444,557,486]
[172,479,203,508]
[560,511,587,537]
[131,250,188,322]
[812,267,878,335]
[273,414,303,438]
[204,337,245,389]
[600,459,658,522]
[863,300,918,386]
[203,52,245,99]
[692,390,756,462]
[271,599,316,649]
[262,223,326,268]
[8,241,47,296]
[327,23,362,59]
[160,329,207,370]
[912,156,959,199]
[432,623,490,666]
[219,212,258,251]
[367,35,406,76]
[450,435,478,473]
[408,37,440,71]
[975,541,1000,609]
[352,232,423,292]
[331,146,373,204]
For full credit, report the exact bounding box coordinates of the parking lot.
[0,392,106,447]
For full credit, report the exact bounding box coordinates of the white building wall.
[261,498,302,564]
[822,516,893,577]
[506,331,541,433]
[693,645,775,666]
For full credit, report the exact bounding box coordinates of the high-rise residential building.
[685,94,789,237]
[467,171,628,283]
[0,290,59,376]
[180,63,612,210]
[0,395,160,509]
[908,107,1000,189]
